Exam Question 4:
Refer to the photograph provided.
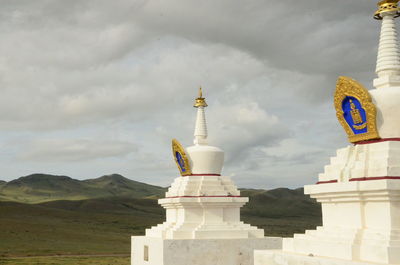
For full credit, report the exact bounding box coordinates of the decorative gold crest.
[334,76,380,143]
[172,139,191,176]
[374,0,400,20]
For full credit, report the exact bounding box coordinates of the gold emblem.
[172,139,191,176]
[334,76,380,143]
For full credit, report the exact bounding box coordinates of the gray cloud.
[0,0,383,189]
[134,0,378,74]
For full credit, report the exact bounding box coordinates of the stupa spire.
[374,0,400,88]
[193,87,208,145]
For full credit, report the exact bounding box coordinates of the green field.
[0,194,321,257]
[0,198,163,257]
[0,256,129,265]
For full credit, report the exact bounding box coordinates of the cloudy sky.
[0,0,386,188]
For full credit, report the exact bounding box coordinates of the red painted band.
[349,176,400,181]
[316,180,338,184]
[355,138,400,145]
[316,176,400,184]
[165,195,242,199]
[188,174,221,176]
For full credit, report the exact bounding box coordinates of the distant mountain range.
[0,173,321,218]
[0,173,166,203]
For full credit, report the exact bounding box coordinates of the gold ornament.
[172,139,192,176]
[349,99,363,125]
[193,87,208,108]
[334,76,380,143]
[374,0,400,20]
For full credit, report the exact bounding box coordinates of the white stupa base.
[145,175,265,239]
[132,174,268,264]
[145,196,264,239]
[254,250,391,265]
[259,179,400,265]
[131,236,282,265]
[318,141,400,184]
[282,226,400,264]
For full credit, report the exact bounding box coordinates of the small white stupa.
[131,88,281,265]
[255,1,400,265]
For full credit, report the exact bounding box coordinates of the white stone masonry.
[194,106,208,145]
[318,141,400,183]
[145,175,264,240]
[374,11,400,88]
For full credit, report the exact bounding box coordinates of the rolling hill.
[83,174,166,199]
[240,187,320,218]
[0,174,166,203]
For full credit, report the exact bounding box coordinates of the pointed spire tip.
[194,86,208,108]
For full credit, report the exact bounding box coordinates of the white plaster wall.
[318,141,400,182]
[370,87,400,139]
[165,175,240,197]
[254,250,385,265]
[321,202,363,228]
[132,236,282,265]
[165,208,177,223]
[390,202,400,228]
[283,180,400,264]
[223,207,240,222]
[131,237,164,265]
[364,201,391,228]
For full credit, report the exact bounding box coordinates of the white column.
[374,11,400,88]
[194,106,208,145]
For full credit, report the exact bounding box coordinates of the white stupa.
[131,88,281,265]
[255,1,400,265]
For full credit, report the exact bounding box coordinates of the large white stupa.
[255,1,400,265]
[131,88,281,265]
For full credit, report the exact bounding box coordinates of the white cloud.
[18,139,137,162]
[208,101,287,163]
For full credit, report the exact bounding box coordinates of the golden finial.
[374,0,400,20]
[193,87,208,108]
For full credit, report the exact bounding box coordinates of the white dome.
[186,144,224,175]
[370,87,400,138]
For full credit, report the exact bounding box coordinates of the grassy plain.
[0,256,129,265]
[0,193,321,257]
[0,198,163,257]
